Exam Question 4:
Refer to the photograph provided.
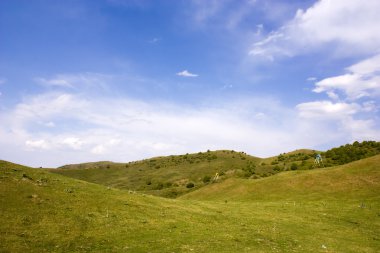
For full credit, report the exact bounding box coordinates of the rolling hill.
[180,154,380,201]
[51,149,319,198]
[51,141,380,198]
[1,152,380,252]
[0,156,380,252]
[51,150,263,198]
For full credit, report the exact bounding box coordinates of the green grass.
[51,150,264,198]
[180,154,380,202]
[1,156,379,252]
[51,150,321,198]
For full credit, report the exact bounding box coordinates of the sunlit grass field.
[1,155,379,252]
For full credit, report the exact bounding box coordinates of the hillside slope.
[1,160,379,252]
[180,154,380,201]
[52,149,322,198]
[52,150,264,197]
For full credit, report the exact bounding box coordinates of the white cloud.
[0,91,309,166]
[187,0,259,32]
[35,72,111,90]
[61,137,83,150]
[296,100,380,145]
[0,78,6,97]
[313,54,380,100]
[44,121,56,127]
[1,87,379,167]
[251,0,380,59]
[25,139,50,150]
[190,0,229,24]
[176,70,199,77]
[348,54,380,75]
[35,77,73,88]
[306,77,317,82]
[91,145,106,155]
[296,101,361,119]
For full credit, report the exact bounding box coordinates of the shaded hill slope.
[181,154,380,201]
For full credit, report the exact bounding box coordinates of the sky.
[0,0,380,167]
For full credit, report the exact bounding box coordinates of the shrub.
[203,176,211,183]
[291,163,298,170]
[186,182,195,188]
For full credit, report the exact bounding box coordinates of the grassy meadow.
[1,153,379,252]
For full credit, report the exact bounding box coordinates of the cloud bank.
[1,84,378,167]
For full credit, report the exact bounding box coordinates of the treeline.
[324,141,380,166]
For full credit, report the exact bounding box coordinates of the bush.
[186,182,195,188]
[291,163,298,170]
[202,176,211,183]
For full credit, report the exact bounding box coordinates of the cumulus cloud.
[250,0,380,59]
[176,70,199,77]
[25,139,50,150]
[296,101,361,119]
[313,54,380,100]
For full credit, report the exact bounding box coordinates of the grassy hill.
[50,141,380,198]
[180,154,380,202]
[1,157,379,252]
[52,150,263,198]
[51,149,321,198]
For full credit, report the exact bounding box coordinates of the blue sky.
[1,0,379,167]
